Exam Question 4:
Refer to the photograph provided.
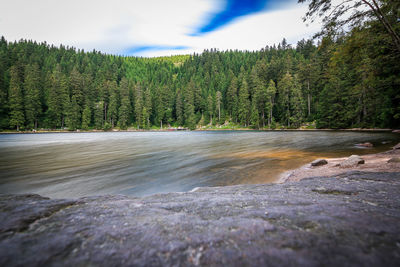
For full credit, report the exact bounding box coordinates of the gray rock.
[311,159,328,166]
[1,171,400,267]
[393,143,400,149]
[340,155,365,168]
[388,157,400,163]
[356,142,373,147]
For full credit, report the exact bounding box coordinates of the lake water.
[0,131,399,198]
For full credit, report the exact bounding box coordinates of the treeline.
[0,15,399,130]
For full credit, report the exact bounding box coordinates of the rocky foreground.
[1,171,400,266]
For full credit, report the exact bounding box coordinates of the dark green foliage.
[24,63,41,129]
[81,103,91,130]
[107,81,119,128]
[238,79,250,126]
[8,66,24,131]
[94,101,104,129]
[278,73,292,127]
[0,6,398,132]
[184,83,196,129]
[118,78,131,129]
[66,95,81,130]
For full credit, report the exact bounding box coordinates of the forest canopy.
[0,0,399,131]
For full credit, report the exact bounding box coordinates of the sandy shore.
[279,144,400,183]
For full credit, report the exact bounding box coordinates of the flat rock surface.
[1,171,400,267]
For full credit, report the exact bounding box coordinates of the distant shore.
[279,144,400,183]
[1,128,398,134]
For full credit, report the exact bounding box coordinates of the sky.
[0,0,322,57]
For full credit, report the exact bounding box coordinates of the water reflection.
[0,131,398,198]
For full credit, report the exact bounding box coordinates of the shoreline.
[278,144,400,183]
[0,128,398,134]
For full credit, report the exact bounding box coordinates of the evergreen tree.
[207,94,214,125]
[142,107,149,129]
[8,66,24,131]
[184,86,196,129]
[265,80,277,127]
[250,99,259,128]
[47,68,62,128]
[251,65,268,127]
[290,75,304,127]
[144,87,152,127]
[134,85,143,129]
[81,102,92,130]
[226,76,238,122]
[0,40,9,129]
[47,65,70,128]
[107,81,118,127]
[118,77,131,129]
[69,66,84,112]
[278,73,292,127]
[175,88,184,126]
[216,91,222,123]
[298,57,318,118]
[94,101,104,129]
[238,79,250,126]
[24,63,41,129]
[66,95,81,130]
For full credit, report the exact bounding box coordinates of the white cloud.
[0,0,321,57]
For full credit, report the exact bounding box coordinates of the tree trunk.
[160,120,163,129]
[104,103,107,125]
[307,80,311,117]
[269,101,273,127]
[262,110,265,128]
[363,88,367,119]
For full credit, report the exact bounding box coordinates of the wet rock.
[356,142,373,147]
[340,155,365,168]
[311,159,328,166]
[393,143,400,149]
[388,157,400,163]
[1,171,400,267]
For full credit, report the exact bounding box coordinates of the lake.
[0,131,399,198]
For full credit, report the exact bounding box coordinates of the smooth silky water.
[0,131,399,198]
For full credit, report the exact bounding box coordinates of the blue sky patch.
[124,45,190,56]
[191,0,294,36]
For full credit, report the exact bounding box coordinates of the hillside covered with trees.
[0,1,399,131]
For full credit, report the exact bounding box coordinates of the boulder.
[355,142,373,147]
[311,159,328,167]
[393,143,400,150]
[388,157,400,163]
[340,155,365,168]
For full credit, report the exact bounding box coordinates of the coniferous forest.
[0,2,399,131]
